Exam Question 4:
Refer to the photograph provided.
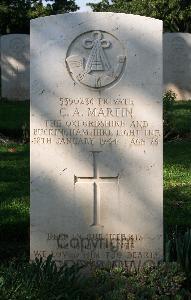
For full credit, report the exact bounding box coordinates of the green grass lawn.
[164,141,191,230]
[171,101,191,137]
[0,144,29,261]
[0,100,29,140]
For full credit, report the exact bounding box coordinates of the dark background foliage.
[0,0,79,35]
[88,0,191,32]
[1,0,191,35]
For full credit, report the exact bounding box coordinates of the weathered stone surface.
[30,13,163,271]
[1,34,30,100]
[164,33,191,100]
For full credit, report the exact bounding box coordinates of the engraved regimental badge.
[66,30,126,89]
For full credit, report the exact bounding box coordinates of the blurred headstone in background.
[1,34,30,100]
[164,33,191,100]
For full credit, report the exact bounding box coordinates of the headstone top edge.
[30,12,163,25]
[1,34,29,40]
[164,32,191,36]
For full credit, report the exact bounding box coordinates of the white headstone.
[164,33,191,100]
[30,13,163,271]
[1,34,30,100]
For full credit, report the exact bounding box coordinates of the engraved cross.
[74,151,119,227]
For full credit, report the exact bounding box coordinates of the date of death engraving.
[31,96,161,147]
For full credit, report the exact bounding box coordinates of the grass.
[0,258,188,300]
[164,141,191,231]
[171,101,191,137]
[0,144,29,261]
[0,100,29,140]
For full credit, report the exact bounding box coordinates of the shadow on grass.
[0,100,30,140]
[0,144,29,260]
[164,185,191,228]
[164,141,191,167]
[164,140,191,237]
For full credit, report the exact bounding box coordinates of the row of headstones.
[0,32,191,101]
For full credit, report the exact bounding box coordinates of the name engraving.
[31,97,161,147]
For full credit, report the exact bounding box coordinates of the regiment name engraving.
[31,96,161,147]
